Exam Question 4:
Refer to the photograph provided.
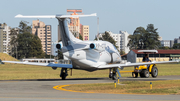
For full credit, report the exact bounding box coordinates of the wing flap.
[2,61,72,68]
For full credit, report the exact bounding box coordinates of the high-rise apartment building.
[174,37,180,44]
[32,20,52,55]
[160,40,174,48]
[0,23,11,54]
[80,25,89,41]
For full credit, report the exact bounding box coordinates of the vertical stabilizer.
[57,18,81,46]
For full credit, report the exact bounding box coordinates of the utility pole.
[97,17,99,40]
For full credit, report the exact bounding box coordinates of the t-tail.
[15,13,97,46]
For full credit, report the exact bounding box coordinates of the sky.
[1,0,180,42]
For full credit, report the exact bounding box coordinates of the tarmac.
[0,76,180,101]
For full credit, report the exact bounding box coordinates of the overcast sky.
[1,0,180,41]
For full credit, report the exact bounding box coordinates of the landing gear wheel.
[61,73,66,80]
[60,68,68,80]
[151,66,158,78]
[109,73,113,78]
[109,68,117,80]
[112,73,117,80]
[132,72,138,78]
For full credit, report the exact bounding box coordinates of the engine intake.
[90,43,96,49]
[89,42,106,51]
[56,44,61,49]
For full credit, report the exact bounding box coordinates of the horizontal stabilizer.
[15,14,56,18]
[15,13,97,18]
[57,13,97,18]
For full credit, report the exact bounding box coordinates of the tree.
[128,27,145,49]
[128,24,160,50]
[10,21,45,59]
[57,50,64,59]
[101,31,118,49]
[159,46,170,50]
[29,35,45,58]
[19,21,32,34]
[144,24,160,49]
[173,43,180,49]
[120,50,125,55]
[79,34,83,40]
[9,28,18,58]
[17,32,45,59]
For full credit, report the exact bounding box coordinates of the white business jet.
[2,13,178,80]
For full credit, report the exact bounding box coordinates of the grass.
[0,52,180,80]
[0,63,179,80]
[0,53,18,61]
[65,80,180,95]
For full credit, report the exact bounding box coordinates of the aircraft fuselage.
[62,40,121,71]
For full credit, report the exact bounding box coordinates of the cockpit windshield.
[105,42,118,53]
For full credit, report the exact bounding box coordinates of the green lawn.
[65,80,180,94]
[0,63,179,80]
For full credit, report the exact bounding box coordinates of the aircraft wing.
[2,60,72,68]
[98,60,179,69]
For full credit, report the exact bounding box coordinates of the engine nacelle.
[90,43,96,49]
[56,44,62,50]
[89,42,106,51]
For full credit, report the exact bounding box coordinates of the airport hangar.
[121,49,180,63]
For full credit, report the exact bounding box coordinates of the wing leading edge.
[98,60,179,69]
[2,61,72,68]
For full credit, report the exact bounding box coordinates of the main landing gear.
[60,68,68,80]
[109,68,117,80]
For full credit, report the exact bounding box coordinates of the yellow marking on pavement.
[53,85,94,93]
[53,84,168,95]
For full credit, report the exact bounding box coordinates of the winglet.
[15,14,23,18]
[0,59,4,64]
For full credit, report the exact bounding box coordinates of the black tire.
[112,73,117,80]
[151,66,158,78]
[140,70,149,78]
[61,73,66,80]
[109,73,113,78]
[139,73,144,78]
[132,72,138,78]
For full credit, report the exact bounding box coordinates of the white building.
[98,31,130,53]
[160,40,174,48]
[0,23,11,54]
